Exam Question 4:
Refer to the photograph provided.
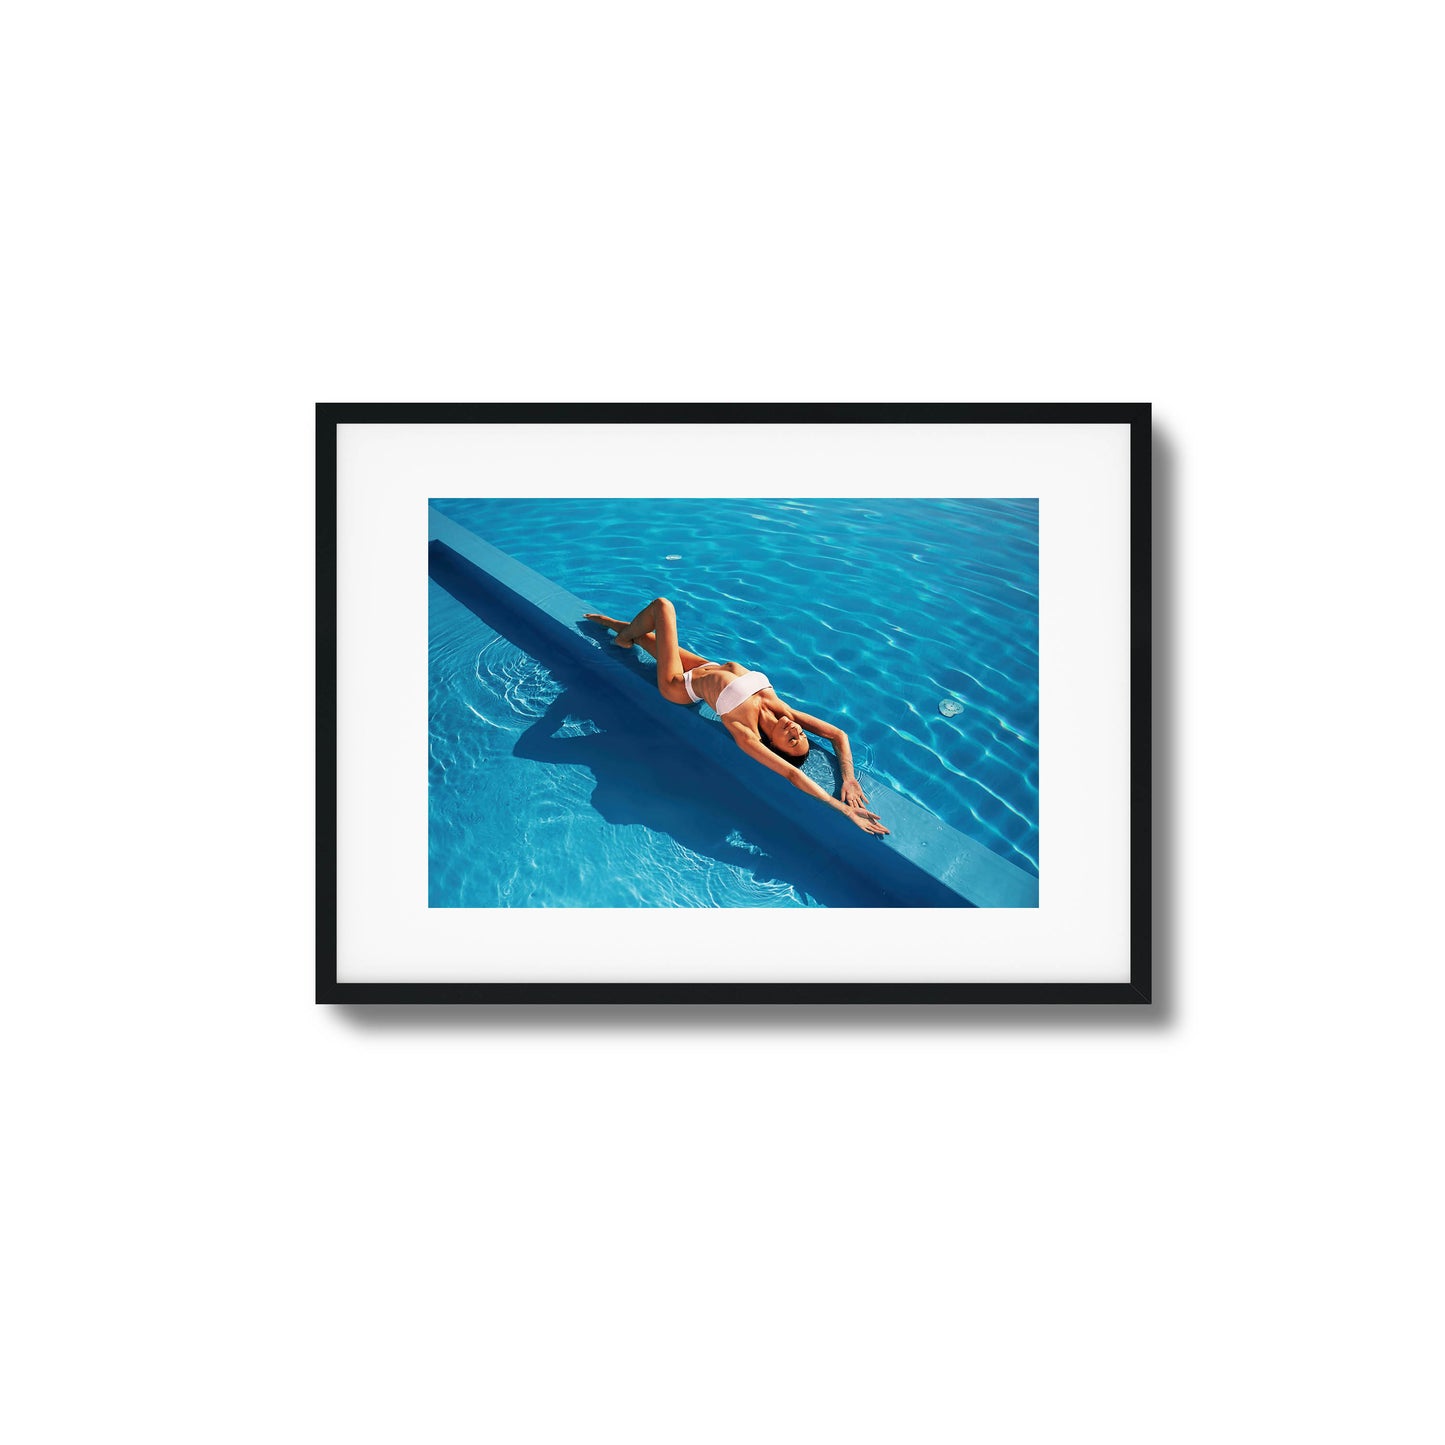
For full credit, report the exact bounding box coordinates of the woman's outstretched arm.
[735,736,888,835]
[783,706,868,809]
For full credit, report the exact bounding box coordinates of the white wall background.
[5,4,1439,1442]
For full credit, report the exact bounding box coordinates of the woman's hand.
[840,778,869,809]
[847,805,889,836]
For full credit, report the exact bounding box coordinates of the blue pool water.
[429,497,1038,907]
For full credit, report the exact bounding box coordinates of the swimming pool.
[429,551,920,907]
[430,496,1039,901]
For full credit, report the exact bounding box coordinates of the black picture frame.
[318,403,1151,1005]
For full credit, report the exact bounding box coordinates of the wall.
[6,9,1439,1445]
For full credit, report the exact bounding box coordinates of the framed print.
[318,403,1150,1004]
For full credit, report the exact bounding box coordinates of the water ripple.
[474,637,563,719]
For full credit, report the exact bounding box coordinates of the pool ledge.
[430,508,1039,909]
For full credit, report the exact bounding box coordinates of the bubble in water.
[939,698,964,717]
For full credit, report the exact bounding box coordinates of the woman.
[585,597,889,836]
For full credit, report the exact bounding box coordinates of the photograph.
[428,495,1041,910]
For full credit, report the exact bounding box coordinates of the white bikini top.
[712,670,772,716]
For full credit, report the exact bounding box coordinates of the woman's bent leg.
[586,603,710,694]
[614,598,691,703]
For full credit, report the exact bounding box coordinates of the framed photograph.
[318,403,1150,1004]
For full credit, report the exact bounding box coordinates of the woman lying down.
[585,596,889,836]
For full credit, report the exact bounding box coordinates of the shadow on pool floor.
[512,688,904,906]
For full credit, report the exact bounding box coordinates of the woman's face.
[770,714,809,760]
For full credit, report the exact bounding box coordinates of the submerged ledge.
[429,507,1039,909]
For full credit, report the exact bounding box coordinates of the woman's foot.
[584,613,634,647]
